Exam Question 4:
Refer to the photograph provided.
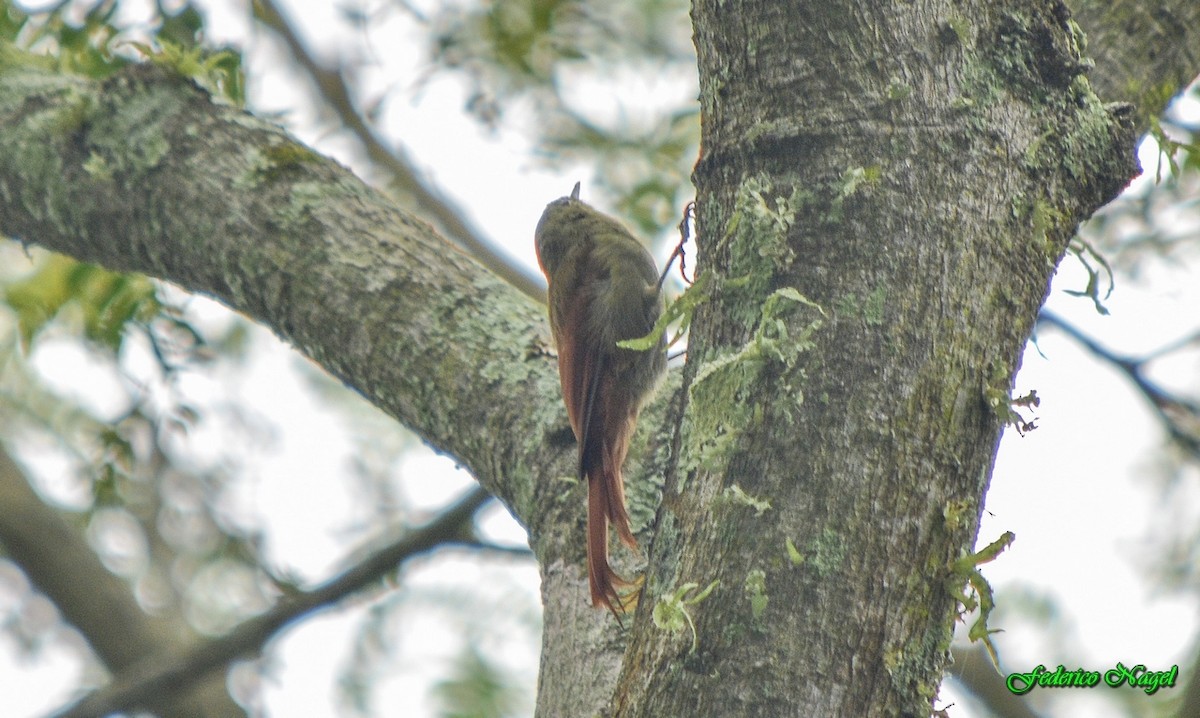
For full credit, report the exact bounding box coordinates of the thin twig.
[658,200,695,290]
[254,0,545,301]
[51,486,493,718]
[1037,311,1200,457]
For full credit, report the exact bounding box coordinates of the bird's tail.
[587,463,640,618]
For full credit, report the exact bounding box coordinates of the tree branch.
[946,644,1044,718]
[1037,310,1200,457]
[0,51,664,714]
[50,486,493,718]
[0,52,571,545]
[0,443,244,717]
[1068,0,1200,127]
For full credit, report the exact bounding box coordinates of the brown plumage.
[535,184,666,616]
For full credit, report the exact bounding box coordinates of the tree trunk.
[0,0,1171,711]
[611,1,1136,716]
[1067,0,1200,118]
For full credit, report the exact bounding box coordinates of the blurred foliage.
[1064,83,1200,541]
[337,579,539,718]
[433,645,524,718]
[1049,80,1198,324]
[1085,82,1200,279]
[1,2,1199,718]
[1145,447,1200,596]
[0,0,129,77]
[1,0,253,627]
[417,0,692,114]
[1,0,242,102]
[0,0,209,76]
[404,0,698,238]
[4,253,160,351]
[0,245,271,632]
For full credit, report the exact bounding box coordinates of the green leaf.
[950,531,1015,573]
[432,645,522,718]
[617,270,711,351]
[3,255,159,352]
[652,580,719,654]
[785,537,805,566]
[129,39,246,107]
[743,569,768,620]
[722,484,771,516]
[948,532,1015,669]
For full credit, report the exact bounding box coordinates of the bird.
[534,183,667,617]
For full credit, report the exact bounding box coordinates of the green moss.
[1021,127,1055,170]
[1009,191,1029,221]
[883,537,977,711]
[826,166,881,224]
[954,56,1001,121]
[1065,19,1089,61]
[834,285,887,327]
[941,499,973,534]
[805,527,846,577]
[278,181,326,226]
[246,140,323,183]
[943,16,971,45]
[948,95,975,112]
[721,175,802,326]
[884,612,952,712]
[266,140,320,166]
[0,73,96,231]
[982,9,1120,196]
[834,292,859,316]
[886,78,912,102]
[1059,96,1120,181]
[624,415,671,533]
[720,484,771,515]
[47,88,94,136]
[743,118,803,145]
[81,151,112,181]
[681,287,823,480]
[685,176,822,472]
[743,568,768,621]
[84,83,180,175]
[862,285,887,326]
[784,537,805,566]
[883,646,904,675]
[1030,198,1062,254]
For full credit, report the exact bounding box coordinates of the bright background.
[1,1,1198,717]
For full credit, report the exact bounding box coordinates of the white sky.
[2,1,1199,717]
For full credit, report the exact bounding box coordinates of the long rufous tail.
[587,460,639,617]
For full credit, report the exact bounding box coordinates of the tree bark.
[0,0,1187,708]
[1068,0,1200,125]
[0,56,567,537]
[612,0,1138,716]
[0,51,609,714]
